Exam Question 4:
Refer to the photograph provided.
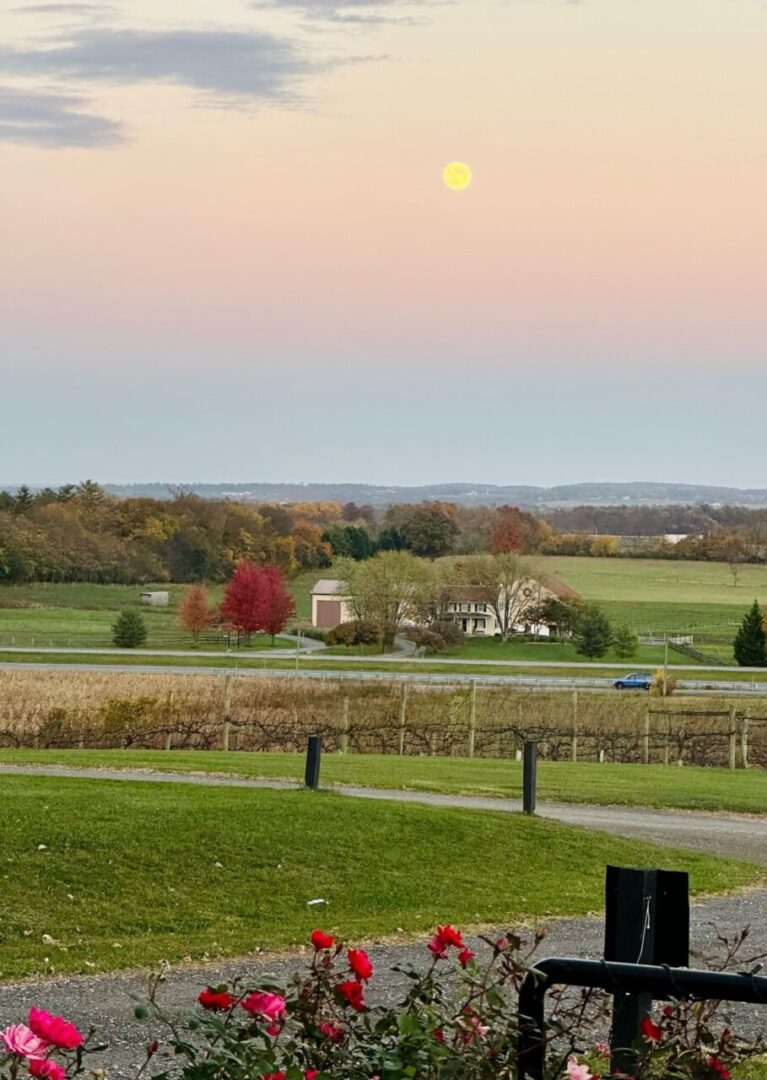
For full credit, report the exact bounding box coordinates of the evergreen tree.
[733,600,767,667]
[112,609,148,648]
[613,624,639,660]
[574,605,613,659]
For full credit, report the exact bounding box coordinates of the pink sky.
[1,0,766,482]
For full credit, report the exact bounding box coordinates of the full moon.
[443,161,472,191]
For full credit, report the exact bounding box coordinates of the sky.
[1,0,766,487]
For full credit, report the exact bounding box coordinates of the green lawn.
[0,577,316,650]
[442,636,671,665]
[0,773,760,980]
[2,751,767,814]
[538,556,767,637]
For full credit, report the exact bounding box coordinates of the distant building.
[311,579,354,629]
[663,534,689,545]
[310,575,579,636]
[140,590,169,607]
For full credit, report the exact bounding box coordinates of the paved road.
[1,644,763,672]
[2,659,766,694]
[2,763,766,864]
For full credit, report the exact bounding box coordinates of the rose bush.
[133,927,764,1080]
[2,929,763,1080]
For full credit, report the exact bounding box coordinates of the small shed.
[140,590,169,607]
[311,579,353,630]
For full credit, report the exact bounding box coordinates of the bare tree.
[457,553,536,639]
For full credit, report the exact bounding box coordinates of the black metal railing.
[518,957,767,1079]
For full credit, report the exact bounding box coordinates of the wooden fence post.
[642,710,650,765]
[398,684,408,755]
[729,706,737,770]
[340,697,350,754]
[223,674,232,752]
[468,680,477,759]
[663,715,670,766]
[570,689,578,763]
[741,716,749,770]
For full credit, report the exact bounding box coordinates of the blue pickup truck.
[612,672,653,691]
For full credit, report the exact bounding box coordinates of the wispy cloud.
[0,85,123,146]
[11,3,116,13]
[0,28,316,103]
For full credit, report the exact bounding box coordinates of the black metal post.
[305,735,321,789]
[522,740,537,814]
[604,866,689,1073]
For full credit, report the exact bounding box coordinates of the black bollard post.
[605,865,689,1074]
[305,735,322,790]
[522,740,537,814]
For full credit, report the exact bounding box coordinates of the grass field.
[0,772,760,980]
[2,750,766,814]
[0,576,319,650]
[537,556,767,637]
[0,558,760,655]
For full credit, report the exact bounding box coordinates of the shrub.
[429,620,465,646]
[406,627,447,654]
[111,609,147,649]
[651,668,679,697]
[325,621,379,647]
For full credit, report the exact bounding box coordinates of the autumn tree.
[336,551,432,651]
[178,584,215,644]
[220,560,265,641]
[258,565,296,643]
[399,505,459,559]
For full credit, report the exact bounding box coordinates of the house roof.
[311,578,345,596]
[543,574,580,601]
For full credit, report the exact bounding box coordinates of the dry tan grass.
[0,670,764,766]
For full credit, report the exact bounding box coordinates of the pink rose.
[28,1009,83,1051]
[241,992,286,1022]
[29,1060,66,1080]
[1,1025,49,1059]
[566,1059,594,1080]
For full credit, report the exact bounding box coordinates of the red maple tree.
[257,565,296,643]
[220,561,265,639]
[221,561,295,644]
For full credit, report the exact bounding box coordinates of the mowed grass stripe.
[2,751,767,815]
[0,775,761,980]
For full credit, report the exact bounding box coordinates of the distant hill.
[95,481,767,509]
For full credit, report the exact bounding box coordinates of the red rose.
[29,1062,65,1080]
[347,949,373,982]
[262,1073,286,1080]
[311,930,335,951]
[198,988,235,1012]
[319,1022,344,1043]
[337,980,366,1012]
[305,1071,320,1080]
[148,1041,159,1055]
[435,925,463,949]
[458,948,475,968]
[707,1059,731,1079]
[28,1008,83,1050]
[433,1029,446,1044]
[428,936,449,959]
[640,1017,661,1043]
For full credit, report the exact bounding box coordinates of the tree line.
[3,482,767,585]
